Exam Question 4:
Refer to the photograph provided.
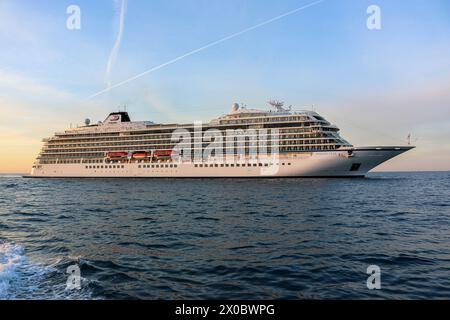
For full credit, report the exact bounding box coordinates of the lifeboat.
[107,151,128,159]
[132,151,149,159]
[154,149,173,158]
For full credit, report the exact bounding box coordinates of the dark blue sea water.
[1,172,450,299]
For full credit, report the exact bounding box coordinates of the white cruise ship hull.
[29,147,413,178]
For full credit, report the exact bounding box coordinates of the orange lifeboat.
[132,151,149,159]
[154,149,173,158]
[107,151,128,159]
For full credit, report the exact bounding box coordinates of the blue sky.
[1,0,450,172]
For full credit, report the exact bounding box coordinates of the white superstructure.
[30,103,413,178]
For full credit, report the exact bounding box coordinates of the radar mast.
[268,100,287,112]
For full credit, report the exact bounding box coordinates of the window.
[350,163,361,171]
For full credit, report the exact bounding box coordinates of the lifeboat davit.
[107,151,128,159]
[154,149,173,158]
[132,151,149,159]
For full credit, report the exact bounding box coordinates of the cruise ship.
[30,102,414,178]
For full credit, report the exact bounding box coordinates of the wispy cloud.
[105,0,127,88]
[0,69,73,100]
[141,91,188,123]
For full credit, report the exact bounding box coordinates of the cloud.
[0,70,106,135]
[141,91,187,123]
[105,0,127,88]
[0,92,107,173]
[0,69,73,100]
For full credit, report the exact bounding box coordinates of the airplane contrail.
[88,0,325,100]
[105,0,127,88]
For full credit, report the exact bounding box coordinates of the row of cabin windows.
[86,165,124,169]
[194,162,291,168]
[219,117,311,125]
[138,164,178,169]
[47,135,331,149]
[43,144,337,155]
[85,164,179,169]
[84,163,292,169]
[84,159,104,163]
[40,159,104,164]
[47,127,334,145]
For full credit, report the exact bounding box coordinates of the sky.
[0,0,449,173]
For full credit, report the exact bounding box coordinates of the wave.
[0,242,93,300]
[3,184,18,189]
[0,242,26,299]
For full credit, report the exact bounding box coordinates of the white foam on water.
[0,242,95,299]
[0,242,25,299]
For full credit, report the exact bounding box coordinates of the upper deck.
[51,103,339,138]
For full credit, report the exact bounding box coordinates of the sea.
[0,172,449,300]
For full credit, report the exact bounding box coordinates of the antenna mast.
[268,100,286,112]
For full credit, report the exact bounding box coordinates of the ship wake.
[0,242,93,299]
